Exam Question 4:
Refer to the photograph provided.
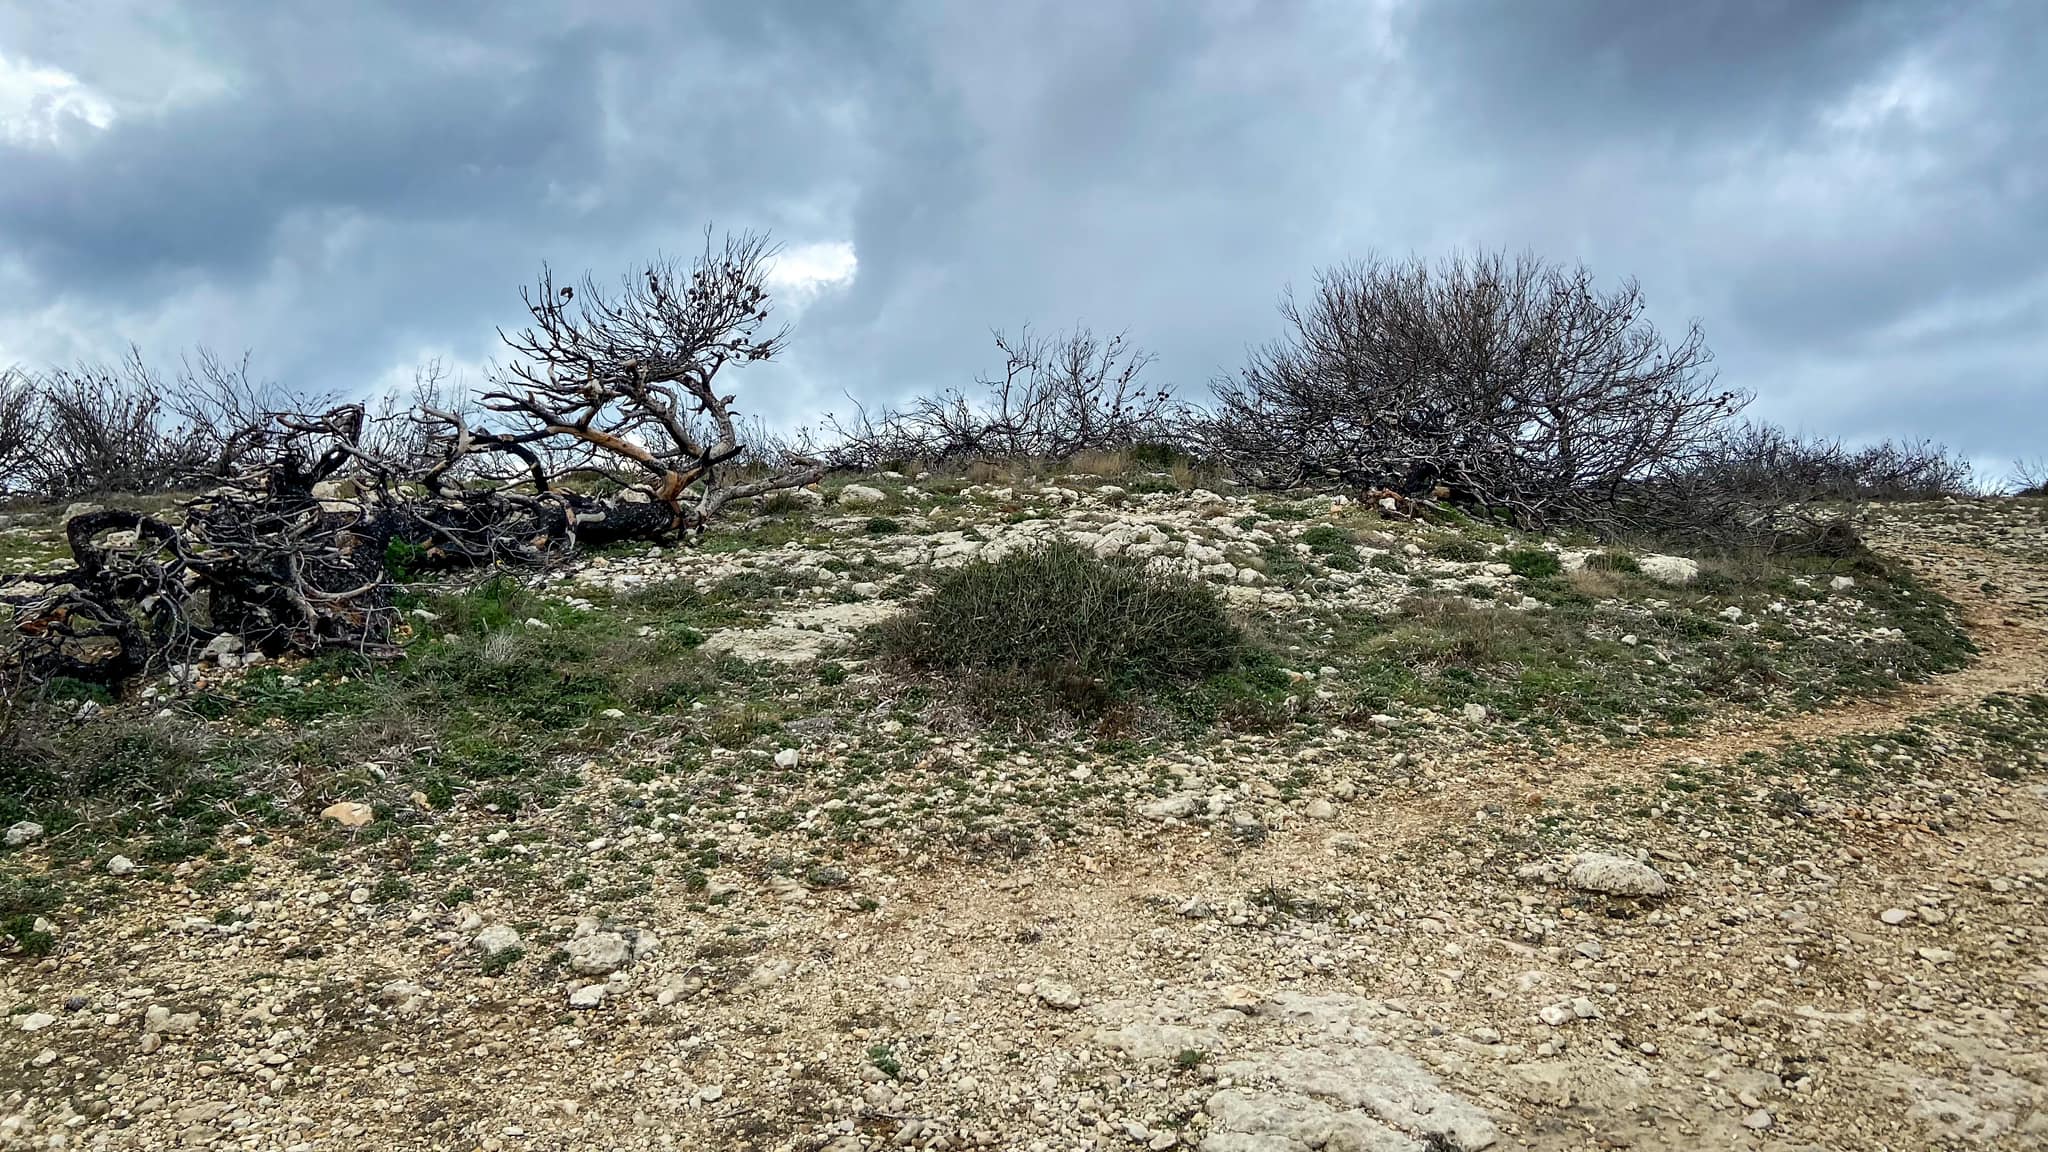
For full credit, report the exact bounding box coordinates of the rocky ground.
[3,484,2046,1151]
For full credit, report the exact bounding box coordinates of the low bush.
[876,541,1242,715]
[1502,548,1562,580]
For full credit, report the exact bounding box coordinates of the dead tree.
[1193,253,1744,531]
[826,325,1172,468]
[1,231,824,690]
[0,367,41,496]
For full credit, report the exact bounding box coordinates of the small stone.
[18,1012,56,1032]
[143,1006,201,1036]
[1305,799,1336,820]
[320,802,374,828]
[1538,1003,1573,1027]
[1032,979,1081,1010]
[1461,703,1488,723]
[1878,908,1914,926]
[773,748,801,769]
[1830,575,1856,591]
[1574,939,1605,961]
[568,984,606,1009]
[1565,853,1667,897]
[106,855,136,875]
[1743,1110,1774,1131]
[1917,947,1958,964]
[836,484,887,507]
[1719,605,1744,622]
[698,1084,724,1103]
[474,925,523,956]
[1140,793,1198,820]
[565,932,631,975]
[1571,996,1600,1019]
[4,821,42,848]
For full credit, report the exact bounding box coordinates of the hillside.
[3,476,2046,1151]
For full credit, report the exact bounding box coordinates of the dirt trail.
[6,517,2048,1152]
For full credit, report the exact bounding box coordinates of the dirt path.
[6,518,2048,1151]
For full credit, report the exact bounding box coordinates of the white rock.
[1461,703,1488,723]
[1879,908,1914,926]
[568,984,606,1009]
[474,925,523,956]
[106,855,136,875]
[18,1012,56,1032]
[773,748,801,769]
[1636,554,1699,585]
[1830,575,1856,591]
[1565,853,1667,897]
[1305,799,1336,820]
[1538,1003,1573,1027]
[3,821,42,848]
[1140,793,1199,820]
[566,932,632,975]
[1719,605,1744,622]
[1033,979,1082,1010]
[836,484,887,507]
[1743,1109,1774,1131]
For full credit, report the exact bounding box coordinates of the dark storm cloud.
[0,0,2041,466]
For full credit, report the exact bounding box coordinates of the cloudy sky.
[0,1,2041,467]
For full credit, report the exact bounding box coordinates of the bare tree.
[827,325,1172,468]
[2,231,827,688]
[1193,253,1743,530]
[0,367,42,496]
[165,347,322,480]
[2009,457,2048,497]
[491,229,822,526]
[32,350,214,497]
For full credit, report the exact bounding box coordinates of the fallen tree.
[1,231,823,689]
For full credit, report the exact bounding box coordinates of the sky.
[0,0,2042,470]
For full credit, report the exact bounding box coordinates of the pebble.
[18,1012,56,1032]
[4,820,42,848]
[1879,908,1914,925]
[568,985,606,1009]
[106,855,136,875]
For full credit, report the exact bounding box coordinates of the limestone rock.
[1565,853,1668,897]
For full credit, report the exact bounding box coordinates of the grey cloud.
[0,0,2041,463]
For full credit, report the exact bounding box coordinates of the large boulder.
[836,484,887,507]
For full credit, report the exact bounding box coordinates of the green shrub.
[877,541,1242,714]
[1585,551,1639,574]
[865,517,901,535]
[1424,534,1489,562]
[1299,524,1360,571]
[1503,549,1562,580]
